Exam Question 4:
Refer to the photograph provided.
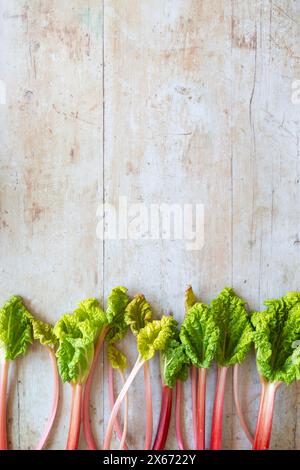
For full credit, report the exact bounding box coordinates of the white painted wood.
[0,0,299,449]
[0,0,103,449]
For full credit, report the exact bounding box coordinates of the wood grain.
[0,0,300,449]
[0,0,103,449]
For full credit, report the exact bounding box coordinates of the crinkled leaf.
[56,338,94,384]
[211,287,253,367]
[106,286,129,323]
[54,313,98,345]
[161,338,190,388]
[54,313,97,384]
[30,318,57,348]
[252,292,300,384]
[137,315,178,361]
[0,296,33,360]
[74,298,107,331]
[106,286,130,343]
[185,286,197,313]
[180,301,219,369]
[54,313,77,339]
[125,294,152,335]
[107,344,127,370]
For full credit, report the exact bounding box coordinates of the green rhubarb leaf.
[180,301,219,369]
[30,318,57,348]
[54,313,97,384]
[137,315,178,361]
[0,296,33,360]
[125,294,152,335]
[74,297,107,331]
[107,344,127,371]
[252,292,300,384]
[211,287,253,367]
[161,338,190,388]
[106,286,130,343]
[56,337,94,384]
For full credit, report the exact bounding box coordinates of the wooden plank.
[103,0,300,450]
[103,0,233,449]
[231,0,300,450]
[0,0,299,450]
[0,0,103,449]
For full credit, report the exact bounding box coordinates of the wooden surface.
[0,0,300,450]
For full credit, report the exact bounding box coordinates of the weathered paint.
[0,0,300,449]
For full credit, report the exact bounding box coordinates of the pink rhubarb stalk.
[108,364,128,450]
[0,359,9,450]
[66,383,83,450]
[175,380,186,450]
[191,365,197,448]
[196,368,206,450]
[253,378,281,450]
[118,369,128,450]
[83,327,108,450]
[233,364,253,445]
[104,357,144,450]
[143,361,153,449]
[36,347,60,450]
[152,385,173,450]
[210,366,228,450]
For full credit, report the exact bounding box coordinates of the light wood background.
[0,0,300,450]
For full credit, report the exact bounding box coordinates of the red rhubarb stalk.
[0,359,9,450]
[143,361,153,449]
[66,383,83,450]
[233,364,253,444]
[83,327,108,450]
[152,385,173,450]
[175,380,186,450]
[210,366,228,450]
[196,368,206,450]
[108,363,128,450]
[253,379,281,450]
[191,365,197,448]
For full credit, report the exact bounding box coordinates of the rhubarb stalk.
[104,356,145,449]
[175,380,186,450]
[143,361,153,449]
[36,347,60,450]
[191,366,197,448]
[251,293,300,450]
[118,369,128,450]
[54,301,106,451]
[0,297,34,451]
[233,364,253,444]
[253,379,281,450]
[123,294,155,450]
[108,363,128,450]
[155,325,190,451]
[180,288,222,451]
[104,315,177,450]
[196,368,206,450]
[156,326,190,451]
[210,366,228,450]
[0,359,9,450]
[209,288,254,450]
[66,383,83,450]
[152,385,173,450]
[83,327,108,450]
